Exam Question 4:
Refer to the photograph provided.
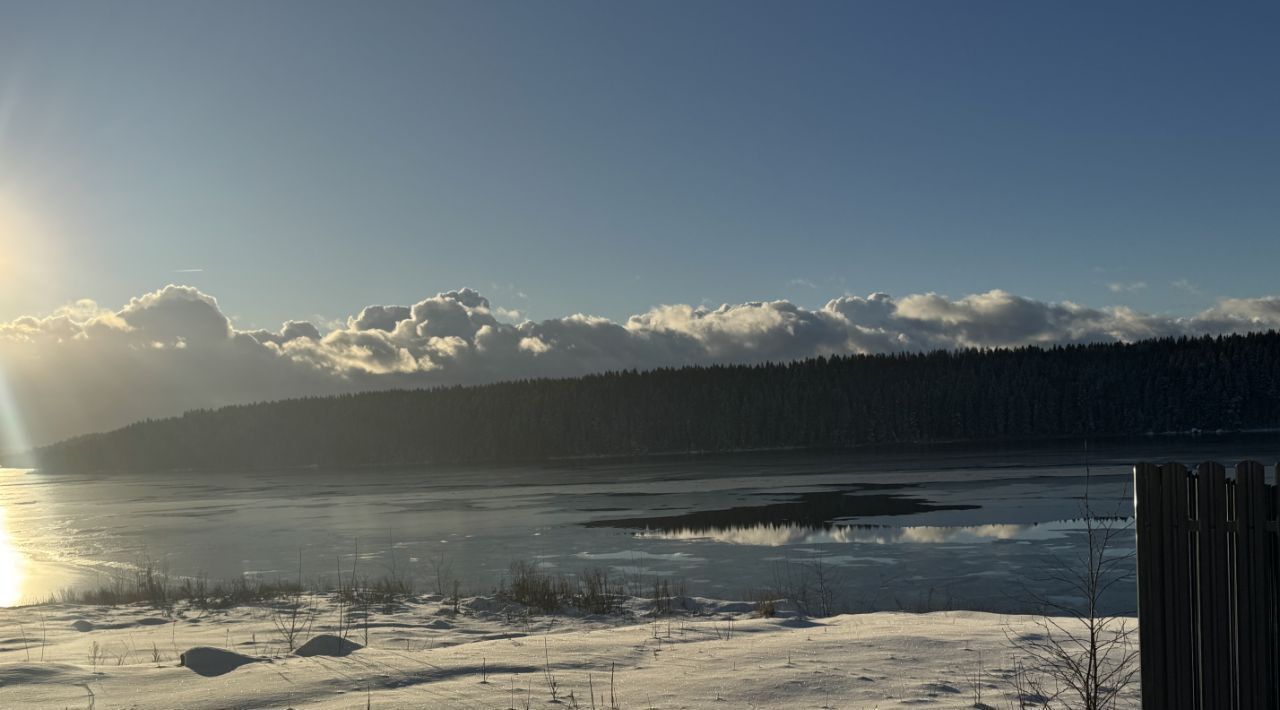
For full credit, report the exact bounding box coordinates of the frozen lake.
[3,434,1277,613]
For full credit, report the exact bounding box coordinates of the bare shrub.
[1008,464,1139,710]
[575,568,624,615]
[753,594,778,618]
[426,550,455,597]
[755,551,847,618]
[270,551,316,653]
[651,578,673,616]
[499,561,568,612]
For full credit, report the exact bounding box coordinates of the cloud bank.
[4,284,1280,449]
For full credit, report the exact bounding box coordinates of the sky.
[1,1,1279,448]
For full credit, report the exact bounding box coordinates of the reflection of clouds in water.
[763,553,897,565]
[611,565,678,577]
[896,524,1030,543]
[636,522,1043,547]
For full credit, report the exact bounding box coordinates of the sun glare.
[0,191,26,281]
[0,361,31,607]
[0,187,58,317]
[0,498,22,606]
[0,365,31,462]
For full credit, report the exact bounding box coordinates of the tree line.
[33,332,1280,473]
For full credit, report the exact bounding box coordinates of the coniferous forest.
[31,332,1280,474]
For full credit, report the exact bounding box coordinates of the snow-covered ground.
[0,595,1139,709]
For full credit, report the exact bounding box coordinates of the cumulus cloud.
[350,305,412,332]
[4,283,1280,449]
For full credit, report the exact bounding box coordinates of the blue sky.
[1,0,1277,328]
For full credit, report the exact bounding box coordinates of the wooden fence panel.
[1134,460,1279,709]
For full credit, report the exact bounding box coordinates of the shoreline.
[17,427,1280,477]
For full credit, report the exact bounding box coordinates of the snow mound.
[462,596,496,611]
[712,602,754,614]
[295,634,363,657]
[775,617,825,628]
[178,647,259,677]
[70,620,94,632]
[0,662,92,686]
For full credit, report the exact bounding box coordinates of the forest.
[32,332,1280,473]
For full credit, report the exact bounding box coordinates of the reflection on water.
[0,503,21,606]
[636,519,1131,547]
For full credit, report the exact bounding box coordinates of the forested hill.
[32,332,1280,473]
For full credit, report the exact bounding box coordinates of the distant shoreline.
[19,427,1280,477]
[26,333,1280,475]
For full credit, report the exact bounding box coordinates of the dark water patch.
[585,487,978,531]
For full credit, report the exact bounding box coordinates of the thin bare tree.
[1009,456,1139,709]
[271,549,316,652]
[426,550,454,597]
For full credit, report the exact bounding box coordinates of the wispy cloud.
[1107,281,1147,293]
[788,278,818,289]
[1172,278,1202,296]
[173,268,204,273]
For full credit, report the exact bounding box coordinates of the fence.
[1134,461,1279,709]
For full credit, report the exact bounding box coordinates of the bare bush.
[575,568,625,615]
[270,551,316,653]
[1008,464,1139,710]
[499,561,569,612]
[426,551,455,597]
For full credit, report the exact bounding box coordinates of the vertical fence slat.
[1160,462,1180,706]
[1166,462,1197,708]
[1135,462,1168,709]
[1235,460,1270,709]
[1172,460,1198,706]
[1196,461,1233,709]
[1272,463,1280,706]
